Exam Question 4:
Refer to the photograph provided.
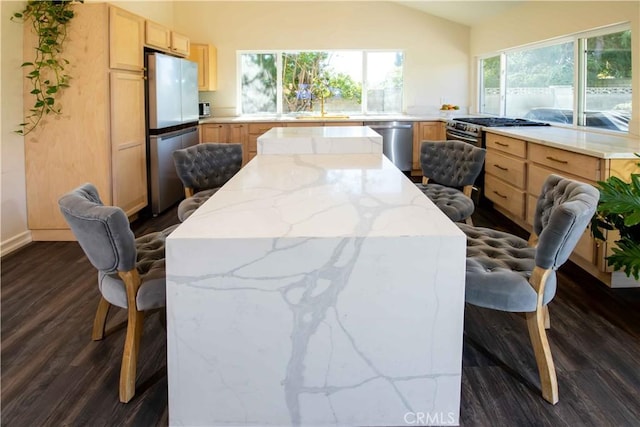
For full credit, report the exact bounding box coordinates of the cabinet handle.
[493,190,508,199]
[495,141,509,147]
[493,164,508,171]
[546,156,568,164]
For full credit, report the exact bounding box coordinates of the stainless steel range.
[445,117,550,205]
[445,117,549,148]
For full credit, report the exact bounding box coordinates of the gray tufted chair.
[458,174,599,404]
[415,140,486,224]
[172,142,243,221]
[58,183,178,403]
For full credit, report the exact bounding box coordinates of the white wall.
[108,0,175,27]
[172,1,470,116]
[1,1,29,256]
[469,1,640,136]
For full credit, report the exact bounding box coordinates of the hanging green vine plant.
[11,0,84,136]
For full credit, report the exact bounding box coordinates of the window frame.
[236,49,405,116]
[477,22,631,133]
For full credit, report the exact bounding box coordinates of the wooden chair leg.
[543,305,551,330]
[526,309,558,404]
[119,309,145,403]
[92,297,111,341]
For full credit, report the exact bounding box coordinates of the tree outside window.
[239,50,402,116]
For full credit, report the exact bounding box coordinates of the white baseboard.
[1,231,33,258]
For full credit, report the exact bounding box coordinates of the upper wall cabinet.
[109,7,144,71]
[144,20,190,57]
[145,20,170,51]
[171,32,190,57]
[189,43,217,91]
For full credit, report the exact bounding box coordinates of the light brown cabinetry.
[412,121,445,174]
[170,32,190,56]
[325,121,363,126]
[200,123,249,165]
[247,122,281,161]
[189,44,217,91]
[144,20,190,57]
[110,71,147,215]
[484,134,527,220]
[109,6,144,71]
[24,4,147,240]
[484,131,640,287]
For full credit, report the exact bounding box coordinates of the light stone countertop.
[166,153,466,426]
[199,115,640,158]
[257,125,383,155]
[482,126,640,159]
[169,153,461,239]
[198,114,448,124]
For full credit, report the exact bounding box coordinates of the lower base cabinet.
[484,131,640,288]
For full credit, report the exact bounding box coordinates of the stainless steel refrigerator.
[146,52,199,215]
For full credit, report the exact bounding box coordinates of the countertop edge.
[198,115,640,159]
[484,127,640,159]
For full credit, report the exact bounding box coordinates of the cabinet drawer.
[248,122,280,135]
[529,143,601,181]
[485,174,525,219]
[485,133,526,158]
[286,122,321,127]
[528,163,596,196]
[486,150,526,189]
[325,121,364,126]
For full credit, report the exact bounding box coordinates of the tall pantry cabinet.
[23,4,147,240]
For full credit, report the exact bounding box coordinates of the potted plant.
[11,0,83,135]
[591,154,640,282]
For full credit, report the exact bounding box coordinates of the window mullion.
[276,52,283,115]
[499,53,506,116]
[576,38,587,127]
[362,52,368,115]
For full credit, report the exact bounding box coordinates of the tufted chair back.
[58,183,137,273]
[420,140,486,188]
[59,182,177,403]
[532,174,599,270]
[173,143,243,194]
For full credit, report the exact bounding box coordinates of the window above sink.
[238,50,404,117]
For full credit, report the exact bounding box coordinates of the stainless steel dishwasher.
[364,121,414,172]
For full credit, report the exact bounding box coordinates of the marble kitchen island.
[166,129,466,426]
[257,125,383,154]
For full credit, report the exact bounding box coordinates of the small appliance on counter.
[199,101,211,118]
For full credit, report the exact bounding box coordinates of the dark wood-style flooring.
[2,202,640,426]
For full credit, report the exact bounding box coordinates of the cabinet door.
[200,124,227,143]
[189,44,217,91]
[248,122,280,162]
[171,32,191,57]
[412,122,445,172]
[145,20,170,50]
[109,6,144,71]
[110,71,147,216]
[226,124,248,165]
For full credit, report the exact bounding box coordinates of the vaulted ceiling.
[394,1,524,27]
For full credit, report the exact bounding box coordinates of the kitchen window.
[239,50,404,116]
[479,24,631,133]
